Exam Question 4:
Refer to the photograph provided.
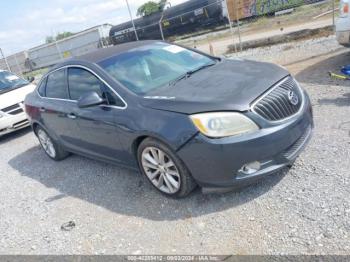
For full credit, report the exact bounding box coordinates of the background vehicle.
[336,0,350,46]
[0,70,35,136]
[24,41,313,198]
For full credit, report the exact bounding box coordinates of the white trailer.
[28,24,112,70]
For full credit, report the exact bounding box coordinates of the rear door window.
[45,69,68,99]
[37,77,47,96]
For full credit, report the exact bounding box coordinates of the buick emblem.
[288,91,299,106]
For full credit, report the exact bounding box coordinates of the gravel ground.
[0,36,349,255]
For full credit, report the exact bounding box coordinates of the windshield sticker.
[5,75,19,81]
[163,45,186,54]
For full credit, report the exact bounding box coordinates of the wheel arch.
[131,133,179,160]
[31,121,60,142]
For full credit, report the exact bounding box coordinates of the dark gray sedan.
[24,40,313,197]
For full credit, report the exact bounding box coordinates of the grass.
[23,68,48,80]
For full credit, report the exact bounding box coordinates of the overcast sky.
[0,0,187,56]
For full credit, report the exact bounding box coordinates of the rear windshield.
[0,71,29,94]
[98,42,214,95]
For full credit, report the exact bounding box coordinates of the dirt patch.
[226,26,334,53]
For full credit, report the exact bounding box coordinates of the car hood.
[140,59,289,114]
[0,84,36,109]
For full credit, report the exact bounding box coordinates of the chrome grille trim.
[251,76,304,123]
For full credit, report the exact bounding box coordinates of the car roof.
[76,40,160,64]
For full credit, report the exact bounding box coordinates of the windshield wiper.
[169,62,217,86]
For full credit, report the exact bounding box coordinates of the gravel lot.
[1,36,349,255]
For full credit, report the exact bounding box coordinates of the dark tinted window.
[102,89,125,107]
[68,68,103,100]
[37,77,47,96]
[45,69,68,99]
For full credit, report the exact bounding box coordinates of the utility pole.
[235,0,242,52]
[0,48,11,72]
[51,29,64,60]
[223,0,237,53]
[159,2,171,41]
[159,14,165,41]
[126,0,139,41]
[332,0,335,28]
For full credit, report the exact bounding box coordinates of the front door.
[66,67,125,163]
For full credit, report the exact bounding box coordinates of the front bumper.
[0,113,30,136]
[177,93,313,191]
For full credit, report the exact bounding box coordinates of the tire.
[35,126,70,161]
[287,160,296,168]
[137,138,197,198]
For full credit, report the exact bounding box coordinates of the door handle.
[67,113,77,119]
[39,107,46,112]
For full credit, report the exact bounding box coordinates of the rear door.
[39,68,79,148]
[66,67,125,163]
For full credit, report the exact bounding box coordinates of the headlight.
[190,112,259,138]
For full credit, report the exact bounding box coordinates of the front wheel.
[36,126,69,161]
[137,138,197,198]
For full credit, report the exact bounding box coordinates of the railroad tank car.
[110,0,324,45]
[109,0,225,45]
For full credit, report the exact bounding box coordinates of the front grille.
[253,77,303,121]
[283,126,312,160]
[13,119,29,129]
[1,102,24,115]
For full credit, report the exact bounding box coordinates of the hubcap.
[37,129,56,158]
[141,147,181,194]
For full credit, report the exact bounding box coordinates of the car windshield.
[98,42,216,95]
[0,70,29,94]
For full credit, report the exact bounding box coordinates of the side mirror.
[77,91,106,108]
[28,76,35,83]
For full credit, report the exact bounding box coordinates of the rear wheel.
[36,127,69,161]
[137,138,197,198]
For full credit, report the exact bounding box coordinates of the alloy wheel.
[141,147,181,194]
[37,129,56,158]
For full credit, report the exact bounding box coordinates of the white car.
[336,0,350,46]
[0,70,36,136]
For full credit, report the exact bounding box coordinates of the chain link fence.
[0,0,337,80]
[177,0,337,55]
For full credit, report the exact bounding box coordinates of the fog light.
[240,161,261,175]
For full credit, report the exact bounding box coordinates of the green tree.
[45,36,55,44]
[136,0,169,17]
[45,32,74,44]
[158,0,168,10]
[55,32,74,41]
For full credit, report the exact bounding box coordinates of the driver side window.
[68,67,104,100]
[67,67,125,107]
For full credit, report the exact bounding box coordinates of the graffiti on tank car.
[248,0,303,16]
